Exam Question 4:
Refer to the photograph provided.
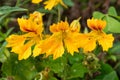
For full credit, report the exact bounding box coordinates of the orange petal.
[87,18,106,31]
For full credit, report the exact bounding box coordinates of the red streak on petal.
[23,27,37,34]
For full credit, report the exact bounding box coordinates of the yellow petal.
[32,0,42,4]
[44,0,56,10]
[33,44,42,57]
[11,45,23,54]
[44,0,67,10]
[64,32,79,55]
[52,41,64,59]
[98,34,114,51]
[83,38,96,52]
[18,41,33,60]
[29,11,44,26]
[47,38,64,59]
[18,46,31,60]
[17,18,29,32]
[78,34,96,52]
[6,34,25,47]
[39,33,64,59]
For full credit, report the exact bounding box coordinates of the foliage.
[0,0,120,80]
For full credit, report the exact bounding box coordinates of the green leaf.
[69,63,87,78]
[0,6,27,16]
[108,6,117,16]
[0,42,10,63]
[0,47,9,63]
[105,16,120,33]
[68,53,84,64]
[6,27,14,37]
[49,77,58,80]
[37,8,57,14]
[93,11,105,19]
[2,54,37,80]
[109,55,117,62]
[93,11,120,33]
[0,78,7,80]
[43,56,65,73]
[63,0,74,7]
[94,63,116,80]
[103,71,119,80]
[0,32,6,38]
[109,41,120,54]
[100,63,113,73]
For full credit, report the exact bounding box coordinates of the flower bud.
[70,17,81,32]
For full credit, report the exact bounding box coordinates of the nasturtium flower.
[44,0,67,10]
[31,0,67,10]
[80,18,114,52]
[6,11,44,60]
[32,0,42,4]
[38,21,81,59]
[18,11,44,35]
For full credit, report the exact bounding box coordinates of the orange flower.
[6,11,44,60]
[38,21,81,59]
[80,18,114,52]
[18,11,44,35]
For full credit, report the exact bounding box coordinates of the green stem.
[46,14,53,33]
[15,0,30,7]
[58,7,61,22]
[62,51,68,80]
[114,62,120,70]
[15,0,20,7]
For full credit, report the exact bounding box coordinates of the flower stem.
[58,6,61,22]
[62,52,68,80]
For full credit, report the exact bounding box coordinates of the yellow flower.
[87,18,106,31]
[80,18,114,52]
[32,0,42,4]
[18,11,44,35]
[6,11,44,60]
[38,21,81,59]
[44,0,67,10]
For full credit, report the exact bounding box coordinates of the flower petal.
[64,32,79,55]
[33,44,42,57]
[78,34,96,52]
[6,34,25,48]
[39,33,64,59]
[98,34,114,51]
[87,18,106,31]
[32,0,42,4]
[44,0,67,10]
[18,41,33,60]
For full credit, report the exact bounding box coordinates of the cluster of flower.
[6,11,114,60]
